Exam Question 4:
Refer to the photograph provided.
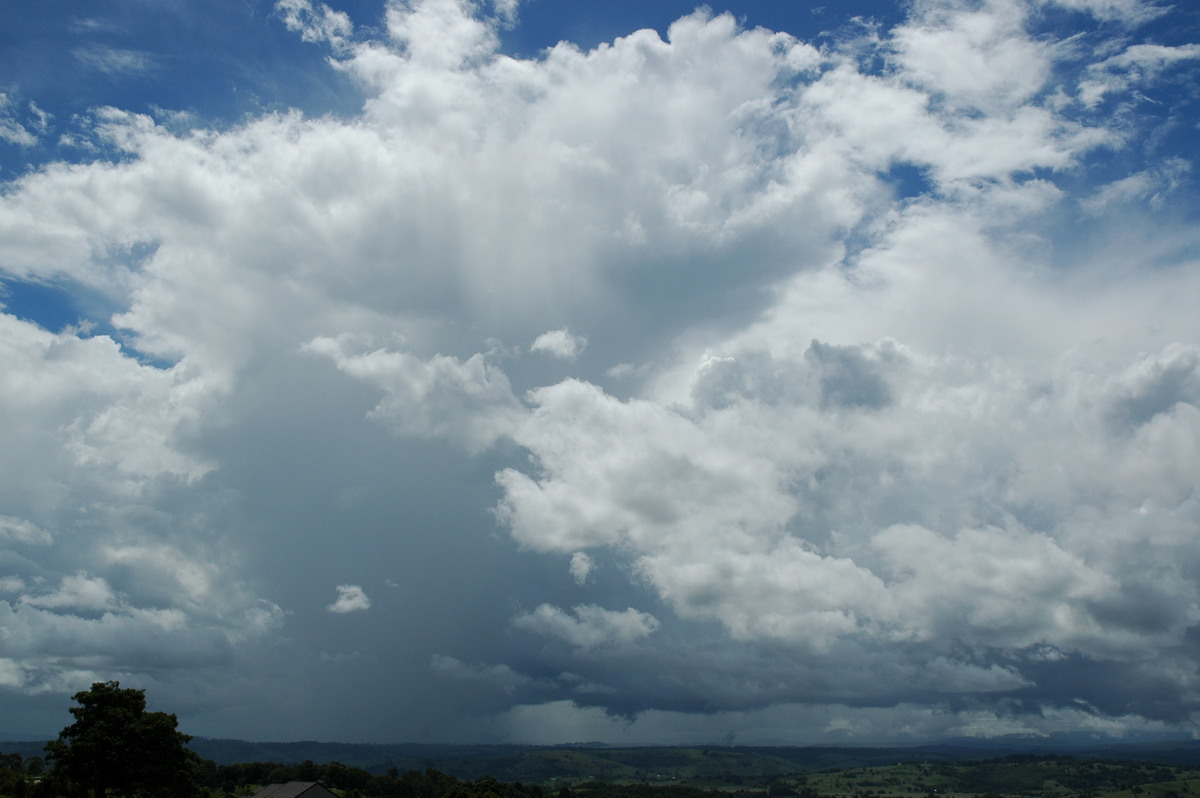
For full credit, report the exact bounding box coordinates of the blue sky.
[1,0,1200,746]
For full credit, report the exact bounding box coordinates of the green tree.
[44,681,202,798]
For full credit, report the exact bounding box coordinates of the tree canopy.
[44,681,201,798]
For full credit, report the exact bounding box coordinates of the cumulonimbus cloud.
[0,0,1196,743]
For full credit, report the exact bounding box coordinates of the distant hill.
[175,739,1200,780]
[6,738,1200,782]
[180,739,963,776]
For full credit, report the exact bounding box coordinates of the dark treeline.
[1,752,43,798]
[204,760,549,798]
[0,753,740,798]
[4,751,631,798]
[6,749,1200,798]
[0,682,732,798]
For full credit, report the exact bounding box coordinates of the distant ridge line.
[4,737,1199,778]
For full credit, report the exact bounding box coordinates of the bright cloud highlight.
[328,585,372,613]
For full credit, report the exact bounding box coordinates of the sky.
[1,0,1199,747]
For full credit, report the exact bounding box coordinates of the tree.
[45,681,202,798]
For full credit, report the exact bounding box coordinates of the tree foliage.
[44,681,202,798]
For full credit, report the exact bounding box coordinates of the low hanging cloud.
[531,328,588,360]
[0,514,52,545]
[327,584,372,613]
[568,552,594,585]
[430,654,535,693]
[512,604,661,650]
[303,335,525,453]
[20,572,119,612]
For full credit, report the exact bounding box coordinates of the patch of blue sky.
[881,162,935,201]
[0,277,170,366]
[495,0,903,57]
[0,279,85,333]
[1,0,1197,366]
[0,0,364,173]
[0,209,164,357]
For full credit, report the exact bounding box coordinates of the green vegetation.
[6,744,1200,798]
[0,752,42,798]
[764,756,1200,798]
[42,681,204,798]
[4,688,1200,798]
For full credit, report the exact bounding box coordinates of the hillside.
[7,739,1200,792]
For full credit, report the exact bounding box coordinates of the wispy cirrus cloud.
[0,94,49,147]
[72,44,158,78]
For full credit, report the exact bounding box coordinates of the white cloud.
[0,577,26,594]
[873,525,1117,650]
[0,537,282,697]
[495,336,1200,663]
[513,604,660,650]
[327,584,371,613]
[99,540,260,621]
[383,0,501,70]
[0,315,218,492]
[531,328,587,360]
[497,377,799,554]
[1101,43,1200,72]
[1079,43,1200,106]
[72,45,157,77]
[0,0,1197,741]
[430,654,534,693]
[0,94,42,147]
[303,335,525,453]
[1082,159,1192,212]
[276,0,354,52]
[490,699,1179,746]
[569,552,594,585]
[492,0,520,27]
[0,659,25,689]
[1047,0,1170,25]
[21,571,118,611]
[0,515,51,545]
[891,0,1051,113]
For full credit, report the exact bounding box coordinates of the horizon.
[2,0,1200,746]
[6,731,1200,751]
